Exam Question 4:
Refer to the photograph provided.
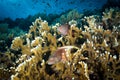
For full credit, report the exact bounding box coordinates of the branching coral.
[2,8,119,80]
[0,51,16,79]
[54,9,84,24]
[102,8,120,29]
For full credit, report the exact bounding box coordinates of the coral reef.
[54,9,84,24]
[0,51,16,79]
[102,8,120,29]
[0,24,25,79]
[0,8,120,80]
[0,24,25,52]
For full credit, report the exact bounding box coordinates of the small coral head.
[57,24,70,35]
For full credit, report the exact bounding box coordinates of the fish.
[79,0,85,3]
[57,24,70,36]
[55,0,58,2]
[69,1,75,4]
[46,3,51,7]
[47,46,74,65]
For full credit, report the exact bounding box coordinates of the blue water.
[0,0,107,20]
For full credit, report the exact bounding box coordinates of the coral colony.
[0,8,120,80]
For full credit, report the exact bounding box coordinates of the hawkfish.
[47,46,74,65]
[57,24,70,36]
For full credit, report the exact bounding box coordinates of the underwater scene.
[0,0,120,80]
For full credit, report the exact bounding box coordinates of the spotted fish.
[47,46,74,65]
